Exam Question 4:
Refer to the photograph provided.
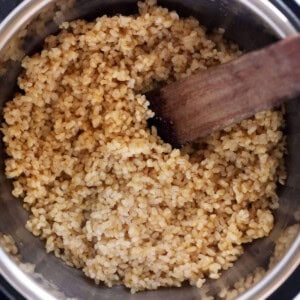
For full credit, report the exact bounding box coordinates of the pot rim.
[0,1,299,300]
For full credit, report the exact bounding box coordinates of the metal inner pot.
[0,1,299,299]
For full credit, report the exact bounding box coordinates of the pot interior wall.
[0,1,299,299]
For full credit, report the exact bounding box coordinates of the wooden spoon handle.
[150,35,300,145]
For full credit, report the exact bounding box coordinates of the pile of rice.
[2,0,286,293]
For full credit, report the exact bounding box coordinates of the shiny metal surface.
[0,1,299,299]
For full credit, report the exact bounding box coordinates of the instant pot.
[0,0,299,299]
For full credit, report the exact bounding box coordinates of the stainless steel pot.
[0,1,299,299]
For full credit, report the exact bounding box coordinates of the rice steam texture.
[2,0,286,293]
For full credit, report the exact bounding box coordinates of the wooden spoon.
[147,35,300,147]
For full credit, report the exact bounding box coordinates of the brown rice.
[2,0,286,293]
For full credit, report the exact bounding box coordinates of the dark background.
[0,0,299,299]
